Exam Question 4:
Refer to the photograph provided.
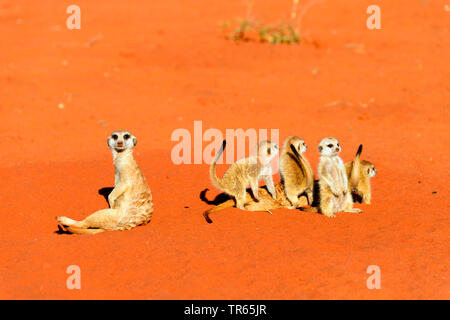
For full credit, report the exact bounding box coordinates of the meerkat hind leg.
[320,195,336,218]
[285,192,300,209]
[305,188,314,206]
[234,188,247,210]
[80,208,125,229]
[58,209,123,230]
[250,180,260,202]
[262,175,276,199]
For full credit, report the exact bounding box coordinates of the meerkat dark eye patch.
[112,134,118,140]
[327,144,333,148]
[124,134,130,140]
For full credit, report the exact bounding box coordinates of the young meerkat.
[56,130,153,234]
[209,139,279,210]
[314,137,361,217]
[345,144,377,204]
[279,136,314,208]
[202,182,309,223]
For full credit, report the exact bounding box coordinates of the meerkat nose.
[117,141,124,147]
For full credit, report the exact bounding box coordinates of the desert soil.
[0,0,448,299]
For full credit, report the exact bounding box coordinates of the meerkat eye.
[112,134,118,140]
[124,134,130,140]
[327,144,333,148]
[267,148,271,155]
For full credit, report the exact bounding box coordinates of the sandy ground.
[0,0,448,299]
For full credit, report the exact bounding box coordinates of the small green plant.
[221,0,324,45]
[221,19,300,44]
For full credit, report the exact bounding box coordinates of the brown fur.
[345,144,377,204]
[209,140,279,209]
[279,136,314,207]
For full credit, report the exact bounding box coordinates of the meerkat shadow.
[311,180,321,207]
[98,187,114,206]
[352,193,363,203]
[200,188,232,205]
[54,225,72,235]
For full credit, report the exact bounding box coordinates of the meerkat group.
[205,136,376,222]
[56,130,153,235]
[54,130,377,233]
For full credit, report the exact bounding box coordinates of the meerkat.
[56,130,153,234]
[279,136,314,208]
[310,137,361,217]
[209,139,279,210]
[345,144,377,204]
[203,182,308,223]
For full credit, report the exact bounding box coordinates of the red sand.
[0,0,448,299]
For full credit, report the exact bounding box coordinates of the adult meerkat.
[209,140,279,210]
[314,137,361,217]
[203,183,308,223]
[56,130,153,234]
[345,144,377,204]
[279,136,314,208]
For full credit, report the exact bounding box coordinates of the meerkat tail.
[299,207,319,213]
[290,143,301,158]
[209,140,227,191]
[65,226,105,235]
[351,144,363,187]
[203,198,235,224]
[290,143,312,181]
[55,216,80,227]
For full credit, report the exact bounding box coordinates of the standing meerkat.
[56,130,153,234]
[345,144,377,204]
[279,136,314,208]
[209,139,279,210]
[315,137,361,217]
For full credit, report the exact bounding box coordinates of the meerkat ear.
[133,137,137,146]
[318,146,323,152]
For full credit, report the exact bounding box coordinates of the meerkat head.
[107,130,137,153]
[257,140,279,164]
[361,160,377,177]
[318,137,341,157]
[282,136,307,155]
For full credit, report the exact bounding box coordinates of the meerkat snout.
[368,164,377,177]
